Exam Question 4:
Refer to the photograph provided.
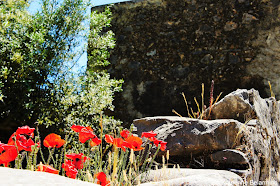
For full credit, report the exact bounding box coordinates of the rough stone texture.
[0,167,98,185]
[134,116,243,156]
[133,89,280,184]
[210,149,249,166]
[90,0,280,124]
[204,89,255,122]
[247,5,280,97]
[139,168,244,186]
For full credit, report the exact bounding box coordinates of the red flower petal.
[62,160,78,179]
[66,153,89,170]
[125,135,144,151]
[71,125,94,133]
[23,138,35,151]
[114,138,126,152]
[43,133,65,148]
[85,126,94,131]
[37,163,59,174]
[153,139,167,151]
[16,126,35,136]
[71,125,84,133]
[0,144,18,166]
[141,131,157,138]
[120,130,130,139]
[8,133,35,152]
[90,137,102,147]
[105,135,127,152]
[79,128,96,143]
[105,134,114,144]
[96,172,110,186]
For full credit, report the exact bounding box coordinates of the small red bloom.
[16,126,35,136]
[105,134,126,152]
[104,134,114,144]
[141,131,157,139]
[71,125,93,133]
[66,153,89,170]
[43,133,65,148]
[120,129,130,139]
[96,172,110,186]
[153,138,167,151]
[37,163,59,174]
[62,159,78,179]
[90,137,102,147]
[79,128,96,143]
[71,125,96,143]
[0,143,18,166]
[124,135,144,151]
[8,133,36,152]
[71,125,85,133]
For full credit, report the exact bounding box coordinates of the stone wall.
[90,0,280,124]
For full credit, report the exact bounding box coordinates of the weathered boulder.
[203,89,255,122]
[133,89,280,184]
[139,168,244,186]
[134,116,244,156]
[210,149,249,167]
[0,167,98,185]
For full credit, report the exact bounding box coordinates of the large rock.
[0,167,98,185]
[134,116,244,156]
[139,168,244,186]
[133,89,280,184]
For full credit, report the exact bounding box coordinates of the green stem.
[140,144,152,173]
[112,146,118,183]
[47,148,55,165]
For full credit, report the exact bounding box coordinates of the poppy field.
[0,124,167,185]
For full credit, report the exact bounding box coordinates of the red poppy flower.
[90,137,102,147]
[43,133,65,148]
[105,134,126,152]
[66,153,89,170]
[16,126,35,136]
[8,133,36,152]
[120,130,130,139]
[71,125,93,133]
[124,135,144,151]
[0,143,18,166]
[62,159,78,179]
[153,138,167,151]
[37,163,59,174]
[141,131,157,139]
[71,125,96,143]
[79,128,96,143]
[96,172,110,186]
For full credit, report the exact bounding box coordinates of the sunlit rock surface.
[133,89,280,185]
[0,167,98,185]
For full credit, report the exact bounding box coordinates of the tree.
[0,0,122,134]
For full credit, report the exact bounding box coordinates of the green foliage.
[39,72,123,133]
[0,0,122,133]
[0,0,89,124]
[37,4,123,133]
[88,6,115,72]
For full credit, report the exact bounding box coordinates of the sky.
[28,0,129,74]
[93,0,130,7]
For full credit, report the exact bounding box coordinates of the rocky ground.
[134,89,280,185]
[4,89,280,185]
